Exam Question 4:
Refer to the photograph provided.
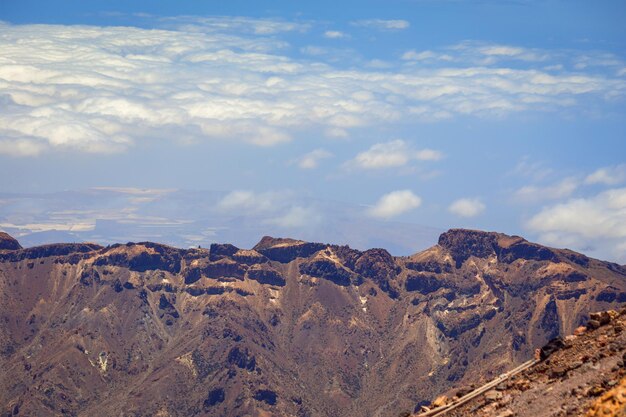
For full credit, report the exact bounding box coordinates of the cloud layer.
[0,19,625,156]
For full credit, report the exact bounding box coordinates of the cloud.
[402,50,453,61]
[348,140,443,169]
[351,19,410,31]
[0,138,47,157]
[216,190,278,213]
[367,190,422,219]
[295,149,333,169]
[0,20,624,156]
[585,164,626,186]
[324,30,347,39]
[415,149,444,161]
[511,156,553,181]
[159,15,311,35]
[513,177,579,202]
[267,206,321,228]
[448,198,486,217]
[526,187,626,263]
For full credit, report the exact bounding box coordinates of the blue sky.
[0,0,625,261]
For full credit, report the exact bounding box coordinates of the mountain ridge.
[1,228,625,416]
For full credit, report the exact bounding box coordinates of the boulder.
[590,311,612,325]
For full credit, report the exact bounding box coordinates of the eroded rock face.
[299,258,354,286]
[254,236,326,263]
[247,266,286,286]
[405,274,442,294]
[0,242,102,262]
[209,243,240,261]
[1,229,625,417]
[438,229,559,267]
[354,249,400,297]
[93,242,182,273]
[0,232,21,251]
[438,229,500,268]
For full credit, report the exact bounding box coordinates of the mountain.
[1,229,626,416]
[418,307,626,416]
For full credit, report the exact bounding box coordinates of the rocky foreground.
[414,308,626,417]
[1,229,626,416]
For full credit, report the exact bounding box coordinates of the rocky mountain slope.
[417,307,626,417]
[1,229,626,417]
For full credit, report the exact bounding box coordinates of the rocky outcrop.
[93,242,182,273]
[438,229,559,268]
[209,243,240,261]
[254,389,277,405]
[158,294,179,325]
[227,346,256,371]
[438,229,501,268]
[0,242,102,262]
[405,274,442,294]
[497,240,558,264]
[246,265,286,286]
[0,232,21,251]
[202,259,247,280]
[232,249,267,265]
[299,258,354,286]
[253,236,326,263]
[354,249,400,297]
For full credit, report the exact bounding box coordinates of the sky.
[0,0,625,262]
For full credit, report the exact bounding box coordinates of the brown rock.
[574,326,587,336]
[496,410,514,417]
[587,319,601,330]
[550,366,568,379]
[484,390,503,402]
[588,386,605,397]
[432,395,449,408]
[590,311,612,326]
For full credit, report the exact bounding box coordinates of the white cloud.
[367,190,422,219]
[159,15,311,35]
[415,149,444,161]
[324,30,347,39]
[402,50,453,61]
[0,138,47,156]
[448,198,486,217]
[295,149,333,169]
[0,20,624,156]
[348,140,443,169]
[527,187,626,263]
[351,19,410,31]
[267,206,321,228]
[514,177,579,202]
[216,190,277,213]
[511,156,553,181]
[585,164,626,186]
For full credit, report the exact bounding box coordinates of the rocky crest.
[1,229,625,417]
[0,232,21,251]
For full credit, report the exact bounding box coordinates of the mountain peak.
[0,232,22,251]
[437,228,559,267]
[253,236,306,251]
